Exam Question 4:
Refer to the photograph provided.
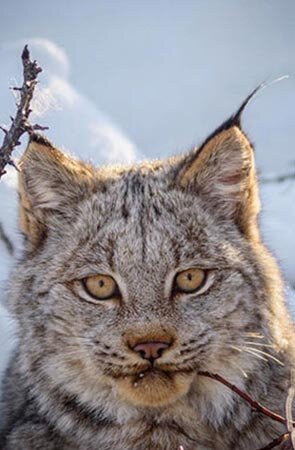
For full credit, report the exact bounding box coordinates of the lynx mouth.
[114,367,195,407]
[135,367,193,379]
[112,365,194,381]
[124,368,180,381]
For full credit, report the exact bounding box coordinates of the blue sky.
[1,0,295,173]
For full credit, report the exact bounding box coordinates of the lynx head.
[11,98,285,415]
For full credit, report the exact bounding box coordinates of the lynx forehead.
[1,95,294,450]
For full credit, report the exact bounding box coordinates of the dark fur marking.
[121,177,130,219]
[139,186,147,263]
[54,390,112,428]
[106,235,116,270]
[194,85,261,157]
[29,133,54,148]
[128,172,147,262]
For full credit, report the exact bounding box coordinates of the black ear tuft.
[229,84,263,127]
[196,85,263,155]
[29,132,54,148]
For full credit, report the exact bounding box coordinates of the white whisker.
[231,361,248,378]
[242,348,270,363]
[241,341,275,348]
[230,345,242,353]
[241,346,284,366]
[240,332,265,339]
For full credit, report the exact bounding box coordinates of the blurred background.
[0,0,294,377]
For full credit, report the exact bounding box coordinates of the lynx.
[0,93,294,450]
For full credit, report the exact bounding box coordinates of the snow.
[0,40,294,387]
[260,181,295,286]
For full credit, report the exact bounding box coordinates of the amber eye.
[83,274,119,300]
[174,268,206,294]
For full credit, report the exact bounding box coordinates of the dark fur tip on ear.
[229,84,263,127]
[193,85,262,157]
[214,84,263,133]
[29,132,54,148]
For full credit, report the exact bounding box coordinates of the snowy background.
[0,1,294,384]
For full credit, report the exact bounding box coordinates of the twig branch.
[0,222,14,255]
[261,173,295,184]
[257,433,290,450]
[198,371,289,426]
[0,45,48,178]
[198,371,294,450]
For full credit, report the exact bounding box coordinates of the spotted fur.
[0,110,294,449]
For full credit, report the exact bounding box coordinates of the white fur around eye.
[72,272,128,306]
[71,280,118,306]
[183,270,215,296]
[175,268,206,292]
[165,269,215,299]
[84,274,117,300]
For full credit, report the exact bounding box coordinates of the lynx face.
[12,118,277,411]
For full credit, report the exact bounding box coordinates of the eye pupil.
[174,268,207,294]
[82,274,119,301]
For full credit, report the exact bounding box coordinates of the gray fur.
[0,122,294,450]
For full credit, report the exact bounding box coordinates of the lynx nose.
[132,341,171,362]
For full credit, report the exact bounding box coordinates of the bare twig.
[257,433,290,450]
[261,173,295,184]
[198,371,289,426]
[0,222,14,255]
[0,45,48,178]
[198,371,295,450]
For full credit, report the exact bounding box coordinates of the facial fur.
[2,113,295,450]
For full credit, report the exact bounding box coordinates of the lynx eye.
[82,274,118,300]
[174,268,206,294]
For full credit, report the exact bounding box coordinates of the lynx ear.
[177,120,260,239]
[19,135,95,249]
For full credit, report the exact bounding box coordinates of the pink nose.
[132,341,171,361]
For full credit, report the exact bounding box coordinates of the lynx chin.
[0,93,294,450]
